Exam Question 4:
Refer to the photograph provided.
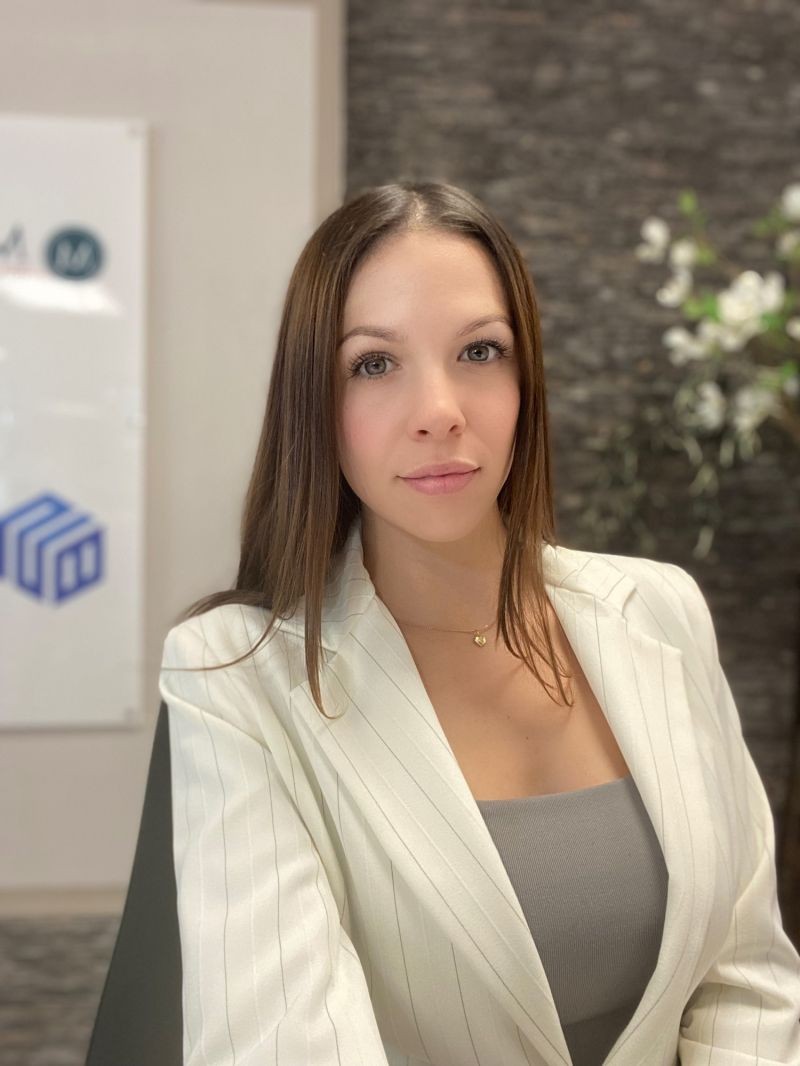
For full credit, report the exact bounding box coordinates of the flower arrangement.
[637,183,800,446]
[577,181,800,560]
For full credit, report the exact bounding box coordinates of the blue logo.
[45,228,104,280]
[0,492,106,604]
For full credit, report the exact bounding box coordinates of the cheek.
[337,394,387,471]
[482,384,520,443]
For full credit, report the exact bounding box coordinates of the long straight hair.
[171,180,573,718]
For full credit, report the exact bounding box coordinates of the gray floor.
[0,916,118,1066]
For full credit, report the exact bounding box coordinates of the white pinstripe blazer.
[159,515,800,1066]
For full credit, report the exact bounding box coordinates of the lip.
[401,461,478,478]
[400,468,479,495]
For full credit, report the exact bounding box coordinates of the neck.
[360,508,509,633]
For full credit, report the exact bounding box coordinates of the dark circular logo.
[45,228,104,280]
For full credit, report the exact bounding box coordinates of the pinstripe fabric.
[159,514,800,1065]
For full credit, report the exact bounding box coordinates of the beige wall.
[0,0,344,916]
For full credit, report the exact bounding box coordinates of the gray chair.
[85,700,182,1065]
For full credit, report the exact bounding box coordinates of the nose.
[407,378,468,436]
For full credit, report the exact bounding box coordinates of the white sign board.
[0,114,147,729]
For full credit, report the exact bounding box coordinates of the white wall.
[0,0,344,915]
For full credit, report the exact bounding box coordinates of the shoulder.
[160,602,273,670]
[158,602,299,744]
[552,541,703,612]
[607,549,720,680]
[602,547,703,610]
[567,545,717,664]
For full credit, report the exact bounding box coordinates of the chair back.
[85,700,182,1065]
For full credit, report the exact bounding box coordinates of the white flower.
[783,375,799,398]
[642,217,670,246]
[678,381,729,430]
[669,237,699,270]
[662,324,714,365]
[693,381,727,431]
[656,268,693,308]
[716,270,785,347]
[787,316,800,341]
[776,229,800,257]
[730,384,781,434]
[636,216,671,262]
[695,319,730,349]
[698,318,750,353]
[780,182,800,222]
[760,270,786,313]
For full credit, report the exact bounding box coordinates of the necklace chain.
[395,616,495,648]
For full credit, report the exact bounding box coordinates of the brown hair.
[170,180,573,718]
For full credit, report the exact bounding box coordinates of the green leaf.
[678,189,699,216]
[683,292,719,321]
[761,311,786,329]
[753,218,776,237]
[753,206,790,237]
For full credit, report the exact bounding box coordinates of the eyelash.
[346,336,512,381]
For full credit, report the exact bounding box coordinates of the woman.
[158,181,800,1065]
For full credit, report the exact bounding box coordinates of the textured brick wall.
[345,0,800,925]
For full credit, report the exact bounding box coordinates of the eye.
[345,336,512,381]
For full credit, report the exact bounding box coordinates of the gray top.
[476,774,668,1066]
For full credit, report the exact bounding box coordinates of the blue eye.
[346,336,512,380]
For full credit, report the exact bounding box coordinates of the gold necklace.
[395,617,496,647]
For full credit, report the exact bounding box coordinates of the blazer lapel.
[286,517,718,1066]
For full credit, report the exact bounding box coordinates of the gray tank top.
[476,774,668,1066]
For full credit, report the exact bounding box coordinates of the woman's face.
[336,230,521,543]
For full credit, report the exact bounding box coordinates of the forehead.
[342,231,508,322]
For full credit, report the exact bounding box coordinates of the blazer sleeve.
[667,566,800,1065]
[159,613,391,1066]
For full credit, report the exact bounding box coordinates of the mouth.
[400,468,479,494]
[401,465,479,479]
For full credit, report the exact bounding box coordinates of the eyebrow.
[337,313,513,347]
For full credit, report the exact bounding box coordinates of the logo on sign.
[0,492,106,604]
[45,228,104,280]
[0,225,27,267]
